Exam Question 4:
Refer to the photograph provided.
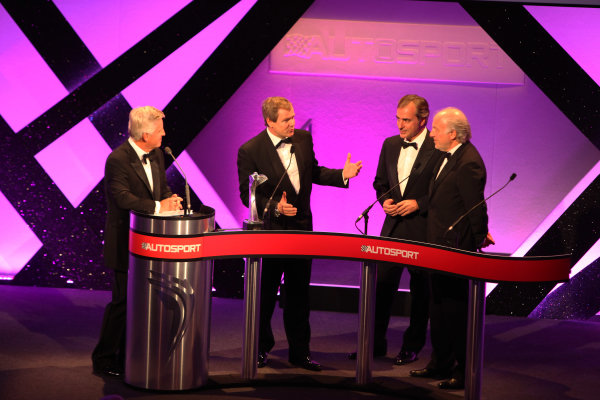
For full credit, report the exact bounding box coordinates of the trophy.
[244,172,267,230]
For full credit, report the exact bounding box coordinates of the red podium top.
[129,230,570,283]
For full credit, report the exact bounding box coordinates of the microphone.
[262,145,295,219]
[355,162,421,224]
[164,146,192,215]
[446,173,517,234]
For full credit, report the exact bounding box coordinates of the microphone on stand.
[445,173,517,236]
[164,147,192,215]
[262,145,295,219]
[355,162,421,224]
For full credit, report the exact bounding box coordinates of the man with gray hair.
[92,106,183,378]
[409,107,494,390]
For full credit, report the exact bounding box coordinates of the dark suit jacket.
[427,141,488,251]
[237,129,347,230]
[103,140,172,271]
[373,132,443,241]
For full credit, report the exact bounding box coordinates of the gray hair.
[438,107,471,143]
[128,106,165,140]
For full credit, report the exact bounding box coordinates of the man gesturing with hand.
[237,97,362,372]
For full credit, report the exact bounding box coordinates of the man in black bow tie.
[92,106,183,378]
[410,107,494,390]
[237,97,362,371]
[352,95,443,366]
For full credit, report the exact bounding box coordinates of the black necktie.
[275,138,291,149]
[401,141,418,150]
[142,153,151,164]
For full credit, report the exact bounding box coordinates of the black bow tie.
[401,141,418,150]
[142,153,151,164]
[275,138,292,149]
[443,152,452,159]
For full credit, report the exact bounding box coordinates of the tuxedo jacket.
[373,132,443,240]
[237,129,347,231]
[427,141,488,251]
[103,141,172,271]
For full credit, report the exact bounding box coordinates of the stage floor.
[0,285,598,400]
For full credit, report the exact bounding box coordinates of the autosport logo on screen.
[141,242,201,253]
[361,244,419,259]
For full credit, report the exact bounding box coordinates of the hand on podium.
[160,194,183,212]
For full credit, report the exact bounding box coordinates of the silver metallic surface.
[126,212,214,391]
[248,172,267,222]
[465,279,486,400]
[130,206,215,236]
[356,261,377,384]
[241,257,262,380]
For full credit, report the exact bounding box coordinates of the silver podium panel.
[126,207,215,391]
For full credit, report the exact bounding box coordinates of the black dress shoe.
[438,377,464,390]
[289,356,322,371]
[394,350,417,365]
[93,365,123,378]
[409,367,450,379]
[257,351,268,368]
[347,348,386,360]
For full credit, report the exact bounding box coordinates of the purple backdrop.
[186,1,599,256]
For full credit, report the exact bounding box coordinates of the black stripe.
[461,2,600,149]
[2,0,100,91]
[461,2,600,316]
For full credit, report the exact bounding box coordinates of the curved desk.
[129,230,570,399]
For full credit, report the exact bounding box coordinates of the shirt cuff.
[342,171,348,186]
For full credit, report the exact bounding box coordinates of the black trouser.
[374,262,429,354]
[259,257,312,362]
[92,270,127,369]
[427,273,468,379]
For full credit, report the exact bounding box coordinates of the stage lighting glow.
[34,119,112,208]
[171,150,240,230]
[0,190,43,280]
[526,5,600,87]
[121,0,258,110]
[0,4,68,132]
[53,0,193,67]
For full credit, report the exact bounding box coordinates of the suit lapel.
[388,138,402,199]
[404,132,434,196]
[127,142,154,198]
[291,134,304,194]
[263,131,294,195]
[150,152,161,201]
[432,142,468,194]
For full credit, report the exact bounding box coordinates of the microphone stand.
[165,147,193,215]
[262,146,295,220]
[355,171,414,235]
[444,173,517,245]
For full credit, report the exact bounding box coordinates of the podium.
[125,206,215,390]
[128,228,570,399]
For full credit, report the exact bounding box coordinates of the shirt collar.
[128,137,149,161]
[407,127,428,149]
[448,142,463,156]
[266,128,289,148]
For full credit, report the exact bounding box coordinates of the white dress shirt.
[267,129,300,194]
[128,138,160,213]
[397,128,427,196]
